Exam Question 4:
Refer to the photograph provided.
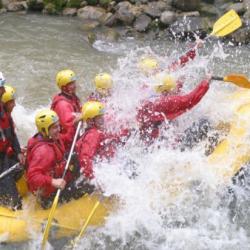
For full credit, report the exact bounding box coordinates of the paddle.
[0,163,20,180]
[173,10,242,70]
[71,200,100,249]
[209,9,242,37]
[212,74,250,89]
[41,121,82,250]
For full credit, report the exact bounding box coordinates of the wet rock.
[80,1,87,7]
[7,1,27,11]
[172,0,200,11]
[134,14,152,32]
[103,12,118,26]
[229,24,250,44]
[1,0,11,8]
[87,28,120,43]
[115,1,135,25]
[87,32,97,44]
[77,6,107,22]
[160,11,177,25]
[0,7,7,13]
[103,28,120,41]
[80,19,100,31]
[243,10,250,19]
[131,5,144,18]
[143,1,169,18]
[109,1,116,8]
[62,7,77,16]
[199,2,219,16]
[178,11,200,17]
[226,2,246,15]
[27,0,44,12]
[244,0,250,11]
[168,16,209,40]
[43,3,56,14]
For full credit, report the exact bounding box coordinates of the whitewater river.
[1,13,250,250]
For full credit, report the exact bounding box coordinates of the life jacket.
[0,105,16,155]
[51,92,81,113]
[26,134,72,181]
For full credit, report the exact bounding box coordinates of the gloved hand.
[74,113,83,123]
[18,153,25,166]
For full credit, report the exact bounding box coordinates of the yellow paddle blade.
[211,10,242,37]
[72,200,100,249]
[224,74,250,89]
[41,190,61,250]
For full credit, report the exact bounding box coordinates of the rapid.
[1,13,250,250]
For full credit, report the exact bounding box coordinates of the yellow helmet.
[81,101,105,121]
[35,109,59,137]
[94,73,113,93]
[138,57,159,74]
[154,74,176,93]
[56,69,76,89]
[1,85,16,104]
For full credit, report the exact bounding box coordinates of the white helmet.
[0,72,6,87]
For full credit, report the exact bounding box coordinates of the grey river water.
[1,13,250,250]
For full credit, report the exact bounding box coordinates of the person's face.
[94,115,104,128]
[0,86,5,98]
[5,100,15,113]
[62,81,76,96]
[48,121,61,140]
[87,115,104,130]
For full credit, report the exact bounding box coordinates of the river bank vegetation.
[1,0,250,45]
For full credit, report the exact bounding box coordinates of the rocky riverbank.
[1,0,250,45]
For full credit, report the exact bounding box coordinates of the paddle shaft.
[212,76,224,81]
[61,121,82,179]
[212,74,250,89]
[41,121,83,249]
[72,200,100,249]
[0,163,20,180]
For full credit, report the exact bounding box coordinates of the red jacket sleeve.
[153,79,210,120]
[26,144,55,196]
[76,129,102,179]
[168,49,196,72]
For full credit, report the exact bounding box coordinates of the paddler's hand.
[18,153,26,166]
[206,73,212,82]
[52,178,66,190]
[194,38,204,49]
[74,112,83,124]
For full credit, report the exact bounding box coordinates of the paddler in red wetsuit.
[51,69,82,150]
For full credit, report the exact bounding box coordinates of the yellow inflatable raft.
[1,89,250,243]
[0,176,113,243]
[208,97,250,184]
